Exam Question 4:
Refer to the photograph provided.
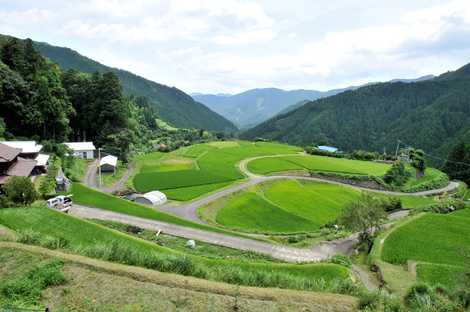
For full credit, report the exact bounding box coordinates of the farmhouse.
[100,155,118,172]
[64,142,96,159]
[1,140,49,173]
[0,142,37,185]
[134,191,167,206]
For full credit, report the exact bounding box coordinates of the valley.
[1,4,470,310]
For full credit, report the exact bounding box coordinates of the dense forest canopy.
[242,64,470,161]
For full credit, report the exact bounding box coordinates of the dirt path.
[101,164,134,194]
[70,204,359,263]
[351,265,378,291]
[155,153,456,224]
[84,160,98,188]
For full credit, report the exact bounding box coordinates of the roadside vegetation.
[0,247,357,311]
[0,206,353,294]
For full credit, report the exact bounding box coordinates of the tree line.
[0,37,218,160]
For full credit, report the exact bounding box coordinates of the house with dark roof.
[0,142,38,185]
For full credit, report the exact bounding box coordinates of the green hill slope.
[242,63,470,159]
[0,34,236,132]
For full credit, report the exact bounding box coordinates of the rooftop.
[2,141,43,154]
[0,143,20,163]
[64,142,96,151]
[100,155,118,167]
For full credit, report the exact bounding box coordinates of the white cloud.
[0,0,470,93]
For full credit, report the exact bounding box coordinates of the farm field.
[380,208,470,288]
[131,141,302,200]
[247,155,391,176]
[200,179,438,234]
[0,207,350,292]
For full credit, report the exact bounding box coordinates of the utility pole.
[394,140,401,160]
[98,148,102,188]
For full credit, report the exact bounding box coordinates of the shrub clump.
[0,259,67,305]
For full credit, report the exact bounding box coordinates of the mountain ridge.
[241,62,470,159]
[0,35,237,132]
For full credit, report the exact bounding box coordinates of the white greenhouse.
[134,191,167,206]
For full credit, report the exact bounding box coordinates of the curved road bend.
[69,205,409,264]
[70,204,357,263]
[155,154,459,223]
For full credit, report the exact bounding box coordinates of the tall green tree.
[443,141,470,184]
[409,149,426,179]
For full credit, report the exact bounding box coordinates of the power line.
[397,139,470,168]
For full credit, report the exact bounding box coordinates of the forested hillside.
[242,64,470,159]
[193,88,344,129]
[19,36,236,132]
[0,37,219,160]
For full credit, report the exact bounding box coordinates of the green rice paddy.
[381,208,470,288]
[247,155,391,176]
[204,180,361,234]
[132,141,302,200]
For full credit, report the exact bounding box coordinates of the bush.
[424,198,466,214]
[16,229,42,245]
[3,176,38,206]
[358,291,380,310]
[40,236,70,249]
[380,197,403,212]
[384,161,410,187]
[0,259,66,305]
[330,255,352,268]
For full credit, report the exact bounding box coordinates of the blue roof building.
[317,145,339,153]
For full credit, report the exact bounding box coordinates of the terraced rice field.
[132,141,302,200]
[0,207,350,290]
[203,180,361,234]
[247,155,390,176]
[381,208,470,289]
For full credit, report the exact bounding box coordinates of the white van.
[46,195,73,211]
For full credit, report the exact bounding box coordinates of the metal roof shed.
[134,191,167,206]
[100,155,118,172]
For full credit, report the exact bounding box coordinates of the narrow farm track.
[69,205,357,263]
[77,153,457,263]
[84,159,98,188]
[154,154,458,223]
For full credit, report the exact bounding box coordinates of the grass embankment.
[0,207,351,293]
[95,219,280,262]
[62,157,88,182]
[380,208,470,290]
[0,247,356,311]
[131,141,302,200]
[71,183,256,239]
[247,155,390,176]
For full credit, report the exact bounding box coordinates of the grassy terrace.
[380,208,470,289]
[131,141,302,200]
[206,180,360,234]
[200,179,439,235]
[247,155,391,176]
[0,207,350,292]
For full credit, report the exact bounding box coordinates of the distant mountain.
[242,64,470,159]
[10,36,237,132]
[192,88,346,129]
[389,75,435,83]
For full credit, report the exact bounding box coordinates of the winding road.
[77,153,458,264]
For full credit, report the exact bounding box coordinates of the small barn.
[100,155,118,172]
[64,142,96,159]
[134,191,167,206]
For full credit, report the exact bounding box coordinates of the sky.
[1,0,470,94]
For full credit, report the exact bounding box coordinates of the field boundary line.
[0,242,357,308]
